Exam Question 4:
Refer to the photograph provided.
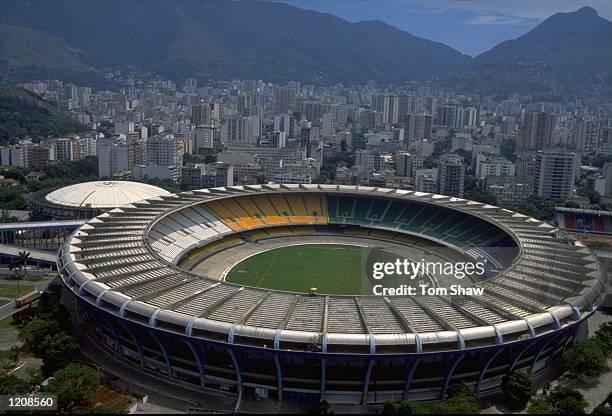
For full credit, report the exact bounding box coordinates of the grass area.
[0,283,36,299]
[226,244,429,295]
[0,314,16,330]
[0,274,43,281]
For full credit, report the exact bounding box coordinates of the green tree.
[40,332,80,376]
[18,316,60,354]
[25,367,44,389]
[566,338,609,378]
[507,197,558,220]
[528,385,589,414]
[564,200,581,208]
[204,154,217,164]
[0,209,18,223]
[8,259,23,296]
[383,383,479,414]
[382,399,435,414]
[432,137,452,159]
[18,250,30,281]
[8,345,20,363]
[436,383,480,414]
[501,371,534,409]
[577,188,601,205]
[0,374,29,395]
[45,157,98,178]
[547,385,588,414]
[527,396,556,414]
[0,186,26,210]
[595,322,612,354]
[48,363,101,412]
[464,187,498,205]
[423,155,435,169]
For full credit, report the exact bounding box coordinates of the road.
[0,277,53,321]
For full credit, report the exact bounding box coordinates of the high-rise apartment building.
[424,96,437,116]
[396,153,412,177]
[438,104,465,129]
[274,85,296,114]
[215,162,234,187]
[521,112,554,151]
[475,154,515,180]
[437,154,465,197]
[191,126,219,156]
[533,149,576,200]
[221,116,261,145]
[405,113,433,143]
[97,136,146,179]
[321,113,333,139]
[573,119,600,152]
[146,136,184,168]
[192,102,213,126]
[273,115,291,134]
[372,95,416,124]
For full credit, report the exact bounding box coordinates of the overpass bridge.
[0,219,85,250]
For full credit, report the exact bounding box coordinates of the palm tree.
[0,210,17,223]
[18,251,30,281]
[8,260,22,296]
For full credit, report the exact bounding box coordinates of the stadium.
[57,184,607,404]
[28,180,171,220]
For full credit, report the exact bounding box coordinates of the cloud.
[464,15,531,26]
[427,0,612,21]
[401,8,448,14]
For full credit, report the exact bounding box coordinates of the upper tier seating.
[207,193,328,231]
[327,195,512,249]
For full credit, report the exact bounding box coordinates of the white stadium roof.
[45,181,171,209]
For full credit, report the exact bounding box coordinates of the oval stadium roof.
[45,180,171,209]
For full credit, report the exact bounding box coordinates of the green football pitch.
[225,243,429,295]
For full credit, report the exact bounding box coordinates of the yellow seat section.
[206,198,265,231]
[268,194,293,217]
[207,193,328,231]
[303,194,328,222]
[206,200,241,230]
[285,194,328,224]
[285,194,307,215]
[236,196,266,219]
[248,195,290,225]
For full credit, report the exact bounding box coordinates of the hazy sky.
[281,0,612,56]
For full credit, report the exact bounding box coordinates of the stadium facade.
[58,184,607,404]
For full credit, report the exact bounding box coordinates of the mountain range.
[0,1,610,100]
[442,6,612,99]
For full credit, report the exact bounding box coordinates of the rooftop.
[45,181,170,209]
